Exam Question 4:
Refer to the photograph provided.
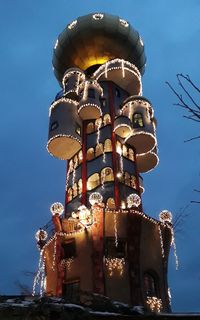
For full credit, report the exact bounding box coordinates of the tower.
[35,13,173,313]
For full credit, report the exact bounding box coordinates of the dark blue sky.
[0,0,200,312]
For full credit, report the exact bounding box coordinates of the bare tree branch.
[184,135,200,143]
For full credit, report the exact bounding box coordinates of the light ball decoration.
[50,202,64,216]
[89,192,103,206]
[159,210,173,223]
[127,193,141,208]
[35,229,48,242]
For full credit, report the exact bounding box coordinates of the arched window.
[103,114,111,126]
[133,113,144,128]
[106,198,116,209]
[101,167,114,183]
[128,148,134,161]
[86,122,94,134]
[67,187,73,202]
[144,272,159,297]
[73,183,78,198]
[87,148,95,161]
[95,143,103,157]
[104,139,112,152]
[87,173,100,191]
[78,179,82,194]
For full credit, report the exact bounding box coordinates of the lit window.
[76,126,81,136]
[105,238,126,258]
[133,113,144,128]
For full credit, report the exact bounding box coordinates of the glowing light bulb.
[89,192,103,206]
[159,210,173,223]
[127,193,141,208]
[50,202,64,216]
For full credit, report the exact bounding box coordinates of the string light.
[168,288,172,306]
[61,258,74,271]
[127,193,141,208]
[146,296,162,313]
[105,257,125,276]
[171,228,179,270]
[158,226,165,258]
[93,13,104,20]
[93,59,142,95]
[49,97,78,117]
[159,210,178,269]
[119,19,129,27]
[68,20,77,30]
[113,212,118,247]
[32,250,46,297]
[122,59,125,78]
[50,202,64,216]
[96,118,101,146]
[52,235,57,271]
[54,39,59,49]
[125,131,157,154]
[78,103,103,118]
[62,69,85,91]
[47,134,81,160]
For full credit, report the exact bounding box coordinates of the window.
[62,280,80,302]
[105,238,126,258]
[101,167,114,183]
[100,97,106,108]
[50,121,58,131]
[106,198,116,209]
[133,113,144,128]
[76,125,81,136]
[87,148,95,161]
[87,173,100,190]
[86,122,95,134]
[115,88,121,97]
[62,239,76,259]
[144,272,158,297]
[103,114,111,126]
[88,88,95,99]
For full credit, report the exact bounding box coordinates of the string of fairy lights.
[33,190,179,298]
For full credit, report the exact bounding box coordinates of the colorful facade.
[34,13,175,313]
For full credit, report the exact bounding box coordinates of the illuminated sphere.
[50,202,64,216]
[35,229,48,242]
[53,13,146,85]
[127,193,141,208]
[159,210,173,223]
[89,192,103,206]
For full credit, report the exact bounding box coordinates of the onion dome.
[53,13,146,85]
